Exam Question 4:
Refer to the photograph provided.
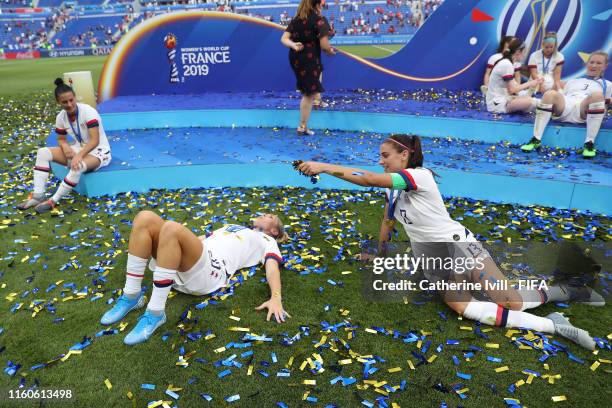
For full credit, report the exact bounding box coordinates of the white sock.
[528,97,540,112]
[148,266,175,312]
[516,288,548,311]
[123,254,148,297]
[543,285,569,302]
[533,102,553,141]
[33,147,52,197]
[462,300,554,333]
[51,161,86,203]
[585,101,605,144]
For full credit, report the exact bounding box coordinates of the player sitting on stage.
[297,134,604,350]
[17,79,112,213]
[521,51,610,158]
[100,211,290,345]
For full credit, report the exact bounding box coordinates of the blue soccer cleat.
[100,293,145,325]
[123,310,166,345]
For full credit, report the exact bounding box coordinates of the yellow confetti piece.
[388,367,402,373]
[456,388,469,394]
[365,328,377,334]
[229,315,241,321]
[341,271,352,275]
[127,391,133,399]
[338,359,352,365]
[515,380,525,387]
[303,380,316,386]
[148,401,163,408]
[391,403,401,408]
[459,326,473,331]
[427,355,437,363]
[228,327,250,332]
[590,361,600,371]
[214,347,226,353]
[486,343,499,349]
[104,379,112,390]
[407,360,415,370]
[374,388,389,396]
[526,375,534,384]
[495,366,509,373]
[247,365,253,376]
[552,396,567,402]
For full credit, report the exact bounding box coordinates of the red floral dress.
[286,13,331,95]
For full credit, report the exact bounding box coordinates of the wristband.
[272,291,281,299]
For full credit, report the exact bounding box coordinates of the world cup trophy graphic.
[164,33,180,83]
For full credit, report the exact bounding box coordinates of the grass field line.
[372,44,397,54]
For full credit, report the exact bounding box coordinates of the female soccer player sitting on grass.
[297,134,604,350]
[485,38,543,114]
[521,51,610,158]
[17,78,111,213]
[100,211,290,345]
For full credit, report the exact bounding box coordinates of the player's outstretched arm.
[297,161,393,188]
[255,258,291,323]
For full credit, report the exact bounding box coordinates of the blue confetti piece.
[165,390,180,399]
[200,394,212,401]
[487,356,502,363]
[225,394,240,402]
[218,369,232,378]
[456,372,471,380]
[141,384,156,390]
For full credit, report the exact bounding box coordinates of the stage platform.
[97,91,612,152]
[48,119,611,215]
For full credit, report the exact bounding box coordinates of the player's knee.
[542,89,558,102]
[134,210,158,227]
[159,220,182,238]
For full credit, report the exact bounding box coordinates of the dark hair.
[54,77,74,100]
[493,37,524,69]
[296,0,322,19]
[384,134,423,169]
[496,35,515,53]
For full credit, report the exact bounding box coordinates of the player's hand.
[292,42,304,52]
[298,161,327,176]
[71,154,84,171]
[255,297,291,323]
[62,146,74,160]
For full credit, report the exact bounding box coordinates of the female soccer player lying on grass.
[297,134,604,350]
[100,211,290,345]
[17,78,112,213]
[521,51,611,158]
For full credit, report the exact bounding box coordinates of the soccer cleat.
[521,137,542,152]
[34,199,56,214]
[582,141,596,158]
[16,193,43,211]
[561,284,605,306]
[546,312,595,350]
[100,293,145,325]
[123,310,166,345]
[297,127,315,136]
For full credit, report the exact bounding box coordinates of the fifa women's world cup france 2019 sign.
[164,33,180,84]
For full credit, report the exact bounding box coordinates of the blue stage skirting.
[47,115,611,214]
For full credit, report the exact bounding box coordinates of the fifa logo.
[164,33,180,83]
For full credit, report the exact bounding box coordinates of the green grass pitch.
[0,53,609,407]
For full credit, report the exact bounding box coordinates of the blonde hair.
[296,0,321,20]
[274,217,289,243]
[589,50,609,65]
[542,31,558,53]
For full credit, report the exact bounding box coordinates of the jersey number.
[399,209,413,225]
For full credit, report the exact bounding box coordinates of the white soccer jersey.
[527,49,564,76]
[55,103,110,150]
[385,168,468,242]
[204,225,283,279]
[486,58,515,100]
[487,53,521,73]
[562,76,611,101]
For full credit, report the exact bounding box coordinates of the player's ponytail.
[54,77,75,101]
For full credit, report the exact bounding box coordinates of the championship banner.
[99,1,611,101]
